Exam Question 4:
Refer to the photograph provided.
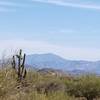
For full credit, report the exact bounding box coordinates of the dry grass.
[0,68,75,100]
[0,67,100,100]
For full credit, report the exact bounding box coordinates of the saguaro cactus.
[12,56,16,69]
[11,49,27,81]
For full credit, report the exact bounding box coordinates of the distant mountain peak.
[27,53,63,58]
[25,53,100,74]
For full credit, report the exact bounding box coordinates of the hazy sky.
[0,0,100,60]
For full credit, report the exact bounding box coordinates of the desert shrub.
[1,91,76,100]
[26,70,65,94]
[47,91,76,100]
[0,87,6,98]
[65,75,100,100]
[35,81,65,95]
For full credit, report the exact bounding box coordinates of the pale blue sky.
[0,0,100,60]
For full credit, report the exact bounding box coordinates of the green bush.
[65,75,100,100]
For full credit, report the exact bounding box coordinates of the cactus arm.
[23,69,27,79]
[12,56,16,69]
[21,54,26,75]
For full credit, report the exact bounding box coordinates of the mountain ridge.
[25,53,100,74]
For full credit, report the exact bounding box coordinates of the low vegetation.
[0,50,100,100]
[0,67,100,100]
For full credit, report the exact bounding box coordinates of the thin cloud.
[0,1,30,12]
[0,39,100,61]
[0,1,30,7]
[0,1,17,6]
[0,7,16,12]
[32,0,100,10]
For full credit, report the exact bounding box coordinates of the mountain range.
[25,53,100,75]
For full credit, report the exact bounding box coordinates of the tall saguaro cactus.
[11,49,27,81]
